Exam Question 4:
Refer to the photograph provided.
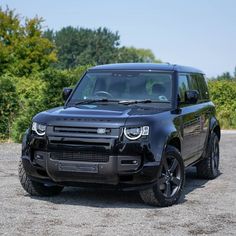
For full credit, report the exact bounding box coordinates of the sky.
[1,0,236,77]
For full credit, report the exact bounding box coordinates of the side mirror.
[62,88,73,101]
[185,90,199,104]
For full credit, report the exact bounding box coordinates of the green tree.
[118,47,161,63]
[216,72,233,80]
[0,7,57,76]
[44,26,120,69]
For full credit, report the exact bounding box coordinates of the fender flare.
[209,117,221,141]
[152,129,181,163]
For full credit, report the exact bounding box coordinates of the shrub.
[0,74,19,140]
[10,66,89,142]
[11,75,47,142]
[208,79,236,129]
[41,66,89,109]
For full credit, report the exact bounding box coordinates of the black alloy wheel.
[158,154,182,198]
[140,145,185,207]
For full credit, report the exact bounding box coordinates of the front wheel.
[140,145,185,207]
[18,160,63,196]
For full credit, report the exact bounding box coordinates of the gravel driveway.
[0,133,236,236]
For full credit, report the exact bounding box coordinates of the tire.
[139,145,185,207]
[18,160,63,196]
[196,132,220,179]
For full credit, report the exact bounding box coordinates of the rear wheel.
[140,145,185,207]
[18,160,63,196]
[196,132,220,179]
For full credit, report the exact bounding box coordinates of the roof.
[89,63,203,74]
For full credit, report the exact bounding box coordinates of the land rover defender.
[19,63,220,206]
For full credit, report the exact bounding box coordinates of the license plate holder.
[58,162,98,173]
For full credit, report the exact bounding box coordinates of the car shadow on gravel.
[28,167,220,208]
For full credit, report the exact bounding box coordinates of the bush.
[10,66,89,142]
[11,75,47,142]
[208,79,236,129]
[41,66,89,109]
[0,74,19,140]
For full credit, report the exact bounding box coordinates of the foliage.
[7,66,88,142]
[0,7,57,77]
[117,47,161,63]
[208,79,236,129]
[214,71,236,81]
[44,27,161,69]
[0,74,19,140]
[11,75,47,141]
[44,27,120,69]
[41,66,89,109]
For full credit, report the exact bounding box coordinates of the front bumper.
[21,153,160,190]
[21,127,160,190]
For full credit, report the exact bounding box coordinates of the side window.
[178,74,189,102]
[188,74,199,91]
[190,74,209,101]
[196,74,209,100]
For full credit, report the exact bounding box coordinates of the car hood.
[33,104,170,128]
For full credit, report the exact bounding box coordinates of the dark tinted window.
[188,74,199,90]
[178,74,189,102]
[190,74,209,101]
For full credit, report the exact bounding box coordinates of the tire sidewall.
[208,132,220,177]
[153,146,185,206]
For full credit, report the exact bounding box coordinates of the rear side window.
[190,74,209,101]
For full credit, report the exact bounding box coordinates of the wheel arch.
[167,136,181,152]
[152,129,182,163]
[210,117,221,141]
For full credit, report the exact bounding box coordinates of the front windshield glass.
[69,71,173,104]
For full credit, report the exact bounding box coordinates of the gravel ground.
[0,133,236,236]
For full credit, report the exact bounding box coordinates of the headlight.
[32,122,46,136]
[124,126,149,140]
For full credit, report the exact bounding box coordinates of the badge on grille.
[97,128,106,134]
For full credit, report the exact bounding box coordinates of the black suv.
[19,63,220,207]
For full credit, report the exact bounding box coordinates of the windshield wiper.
[118,99,153,105]
[119,99,170,105]
[74,98,118,105]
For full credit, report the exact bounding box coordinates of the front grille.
[50,150,110,163]
[53,126,111,135]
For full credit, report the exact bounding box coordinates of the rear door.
[189,74,211,152]
[178,74,202,164]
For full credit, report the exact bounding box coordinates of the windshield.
[69,71,173,105]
